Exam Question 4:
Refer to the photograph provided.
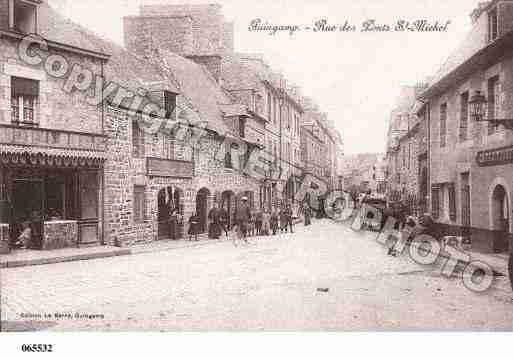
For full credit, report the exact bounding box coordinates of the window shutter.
[431,185,440,219]
[11,77,39,97]
[448,183,456,221]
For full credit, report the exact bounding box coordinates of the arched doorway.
[491,185,509,233]
[221,190,235,229]
[196,188,210,234]
[157,186,183,240]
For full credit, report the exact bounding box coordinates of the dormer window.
[488,7,498,42]
[164,90,177,119]
[10,0,39,34]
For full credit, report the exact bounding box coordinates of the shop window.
[11,77,39,126]
[134,186,146,223]
[11,0,38,34]
[80,172,99,220]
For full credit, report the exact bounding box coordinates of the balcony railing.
[0,124,106,152]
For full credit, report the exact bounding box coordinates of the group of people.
[186,197,301,243]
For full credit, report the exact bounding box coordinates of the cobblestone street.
[2,220,513,331]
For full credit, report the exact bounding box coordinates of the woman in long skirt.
[188,213,201,241]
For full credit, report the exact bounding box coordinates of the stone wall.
[123,16,194,58]
[43,220,78,250]
[0,0,8,30]
[104,105,264,246]
[140,4,226,55]
[0,37,103,133]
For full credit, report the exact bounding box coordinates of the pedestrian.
[304,203,312,226]
[169,206,179,240]
[270,208,279,235]
[255,209,263,236]
[207,202,222,239]
[235,196,251,243]
[285,204,294,233]
[261,209,271,236]
[187,212,201,241]
[219,205,229,237]
[279,207,287,233]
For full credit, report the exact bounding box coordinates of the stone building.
[0,0,262,250]
[385,86,418,200]
[300,98,341,190]
[221,52,306,209]
[418,0,513,253]
[124,2,344,217]
[0,0,109,250]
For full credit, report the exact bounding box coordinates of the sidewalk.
[0,223,309,268]
[0,245,130,268]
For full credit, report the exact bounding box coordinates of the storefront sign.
[476,145,513,167]
[147,157,194,178]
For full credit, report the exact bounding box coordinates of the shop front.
[0,144,105,252]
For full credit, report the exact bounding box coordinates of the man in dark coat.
[235,197,251,240]
[208,202,222,239]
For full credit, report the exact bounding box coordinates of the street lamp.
[469,90,513,129]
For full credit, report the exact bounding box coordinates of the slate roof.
[36,2,179,94]
[159,50,233,135]
[29,2,240,135]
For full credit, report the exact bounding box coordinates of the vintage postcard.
[0,0,513,345]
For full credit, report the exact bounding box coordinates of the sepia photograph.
[1,0,513,352]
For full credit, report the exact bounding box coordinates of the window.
[488,76,500,135]
[133,186,146,223]
[11,0,38,34]
[431,185,440,219]
[488,7,498,42]
[286,106,291,130]
[459,92,469,142]
[132,119,145,158]
[407,143,411,169]
[440,103,447,147]
[163,133,174,160]
[448,182,456,221]
[238,116,246,138]
[164,91,176,119]
[273,97,278,124]
[267,92,272,121]
[11,77,39,125]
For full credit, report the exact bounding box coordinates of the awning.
[0,145,106,168]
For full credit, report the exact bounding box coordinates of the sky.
[48,0,481,154]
